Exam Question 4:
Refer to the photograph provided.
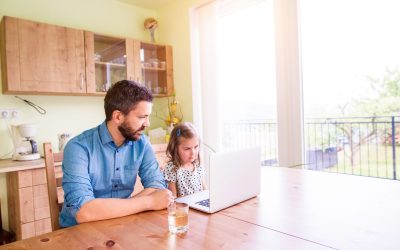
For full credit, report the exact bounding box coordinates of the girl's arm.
[167,181,178,198]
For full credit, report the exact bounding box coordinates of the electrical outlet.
[0,109,19,119]
[0,109,9,119]
[10,109,19,118]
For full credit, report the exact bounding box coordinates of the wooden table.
[0,208,327,249]
[2,167,399,249]
[221,167,400,250]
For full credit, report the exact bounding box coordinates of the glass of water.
[168,202,189,234]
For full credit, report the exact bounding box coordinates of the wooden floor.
[1,167,399,249]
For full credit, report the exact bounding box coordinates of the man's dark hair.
[104,80,153,121]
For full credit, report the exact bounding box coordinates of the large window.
[300,0,400,179]
[191,0,278,165]
[191,0,400,180]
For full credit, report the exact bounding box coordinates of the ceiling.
[116,0,176,9]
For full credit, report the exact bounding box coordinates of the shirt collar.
[99,121,134,146]
[99,121,114,145]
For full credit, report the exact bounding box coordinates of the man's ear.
[111,110,124,124]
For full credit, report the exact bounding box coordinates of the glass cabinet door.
[138,42,173,96]
[94,34,127,92]
[85,34,172,96]
[85,32,134,94]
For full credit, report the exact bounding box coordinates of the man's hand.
[147,189,174,210]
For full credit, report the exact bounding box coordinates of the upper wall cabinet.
[0,16,174,97]
[134,41,174,96]
[0,16,86,94]
[85,32,135,95]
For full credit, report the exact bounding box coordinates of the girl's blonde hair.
[166,122,201,169]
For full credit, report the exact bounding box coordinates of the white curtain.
[216,0,267,17]
[190,1,221,153]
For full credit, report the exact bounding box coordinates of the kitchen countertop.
[0,158,46,173]
[0,144,167,174]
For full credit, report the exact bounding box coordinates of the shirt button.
[116,168,119,171]
[114,185,118,188]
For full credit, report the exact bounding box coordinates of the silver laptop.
[175,147,261,213]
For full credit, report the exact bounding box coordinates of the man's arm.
[62,139,173,226]
[74,139,174,224]
[133,187,157,197]
[139,142,168,190]
[76,189,173,223]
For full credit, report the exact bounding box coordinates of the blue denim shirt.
[59,121,166,227]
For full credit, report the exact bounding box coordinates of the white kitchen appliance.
[12,124,40,161]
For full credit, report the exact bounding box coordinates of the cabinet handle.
[80,73,84,90]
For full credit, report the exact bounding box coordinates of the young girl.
[163,122,207,198]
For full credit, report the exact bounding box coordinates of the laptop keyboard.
[196,199,210,207]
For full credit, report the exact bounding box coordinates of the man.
[60,80,174,227]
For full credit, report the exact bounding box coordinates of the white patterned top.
[163,162,205,197]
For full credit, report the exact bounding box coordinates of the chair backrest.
[43,142,64,231]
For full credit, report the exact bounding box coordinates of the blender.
[11,124,40,161]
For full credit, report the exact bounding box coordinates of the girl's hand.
[167,182,178,198]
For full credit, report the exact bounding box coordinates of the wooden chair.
[43,142,64,231]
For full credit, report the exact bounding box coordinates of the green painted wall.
[0,0,204,231]
[157,0,204,125]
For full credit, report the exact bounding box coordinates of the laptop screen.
[176,147,261,213]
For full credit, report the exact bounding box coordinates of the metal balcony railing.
[222,116,400,180]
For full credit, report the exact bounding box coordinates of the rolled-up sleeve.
[139,143,167,189]
[60,140,95,226]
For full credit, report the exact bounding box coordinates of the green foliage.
[351,68,400,116]
[306,122,339,149]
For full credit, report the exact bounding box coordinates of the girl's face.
[177,136,199,165]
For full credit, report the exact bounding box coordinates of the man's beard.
[118,121,145,141]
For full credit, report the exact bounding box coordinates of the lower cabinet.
[7,168,52,240]
[6,144,168,240]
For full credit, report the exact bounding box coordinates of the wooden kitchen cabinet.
[0,16,174,96]
[0,16,86,94]
[6,168,52,240]
[86,36,174,96]
[85,32,136,94]
[134,41,174,96]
